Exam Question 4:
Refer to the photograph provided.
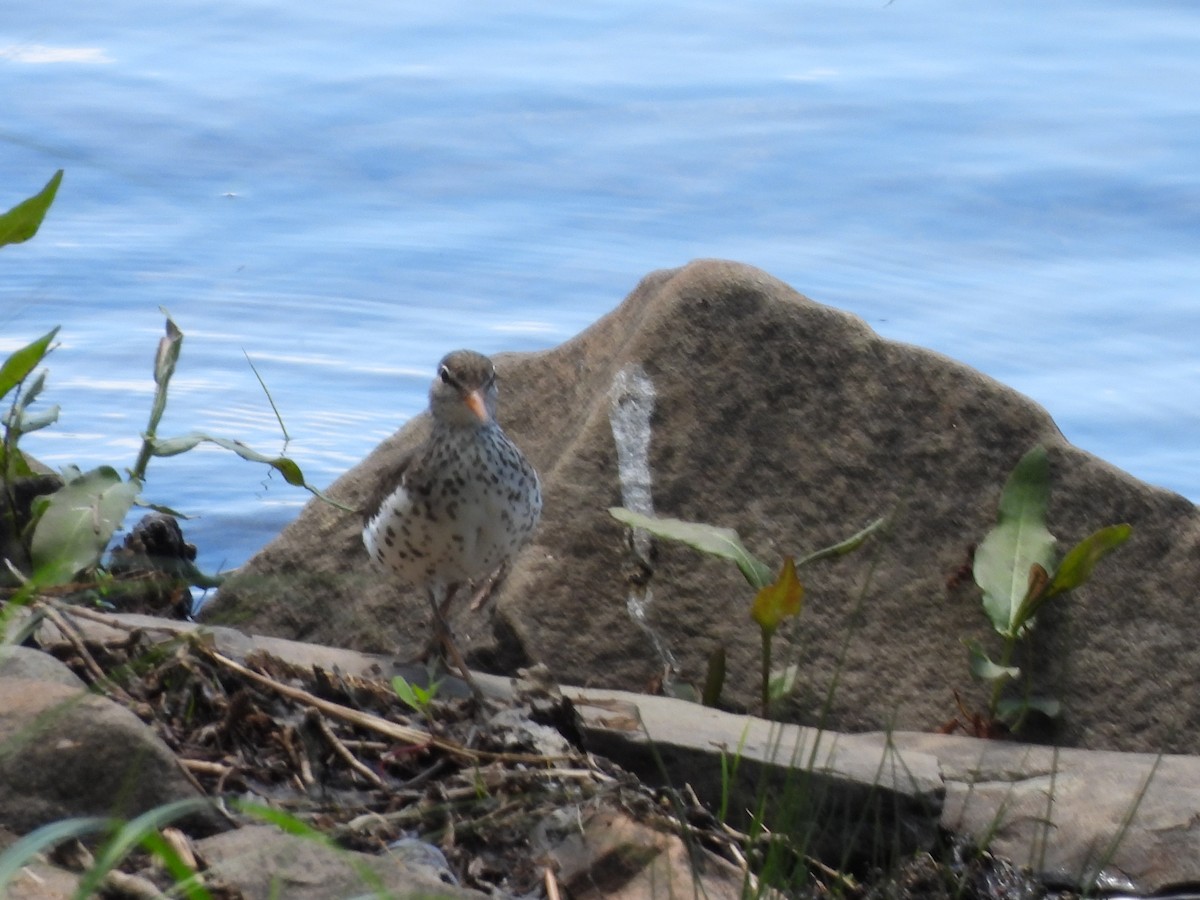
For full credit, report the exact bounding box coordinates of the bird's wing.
[360,448,415,523]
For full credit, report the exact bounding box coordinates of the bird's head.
[429,349,498,427]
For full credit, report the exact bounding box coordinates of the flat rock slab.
[567,686,944,867]
[889,731,1200,894]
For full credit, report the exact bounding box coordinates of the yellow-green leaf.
[750,556,804,635]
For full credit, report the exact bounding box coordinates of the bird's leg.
[467,561,509,612]
[428,585,482,698]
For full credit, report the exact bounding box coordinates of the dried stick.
[204,647,574,766]
[306,708,385,789]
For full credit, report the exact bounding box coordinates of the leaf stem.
[988,635,1018,720]
[760,627,772,719]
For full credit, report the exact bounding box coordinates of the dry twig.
[307,708,386,789]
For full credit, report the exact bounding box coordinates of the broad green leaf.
[30,466,140,585]
[0,169,63,247]
[608,507,774,588]
[750,556,804,635]
[0,326,59,402]
[1047,523,1132,597]
[973,445,1058,637]
[964,638,1021,682]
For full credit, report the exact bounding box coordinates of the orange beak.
[464,389,491,423]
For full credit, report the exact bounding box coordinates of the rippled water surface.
[3,0,1198,577]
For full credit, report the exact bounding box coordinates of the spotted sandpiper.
[362,349,542,692]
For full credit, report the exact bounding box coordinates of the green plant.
[0,168,61,247]
[1,170,345,613]
[967,444,1131,732]
[393,672,443,716]
[608,507,885,717]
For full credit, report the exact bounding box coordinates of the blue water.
[3,0,1198,579]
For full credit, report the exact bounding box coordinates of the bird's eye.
[439,366,454,386]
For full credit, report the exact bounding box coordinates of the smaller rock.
[194,825,484,899]
[106,513,209,618]
[545,808,744,900]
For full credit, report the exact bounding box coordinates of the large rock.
[206,260,1199,753]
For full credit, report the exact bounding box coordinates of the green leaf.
[145,432,353,512]
[608,507,774,588]
[30,466,140,585]
[0,170,63,247]
[153,312,184,387]
[149,432,306,485]
[76,798,215,900]
[0,817,114,893]
[0,326,59,402]
[973,446,1058,638]
[794,515,888,568]
[6,404,60,436]
[964,638,1021,683]
[1047,523,1132,597]
[701,644,726,708]
[392,676,418,709]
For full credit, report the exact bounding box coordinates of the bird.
[362,349,542,693]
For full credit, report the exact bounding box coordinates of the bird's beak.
[464,389,491,423]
